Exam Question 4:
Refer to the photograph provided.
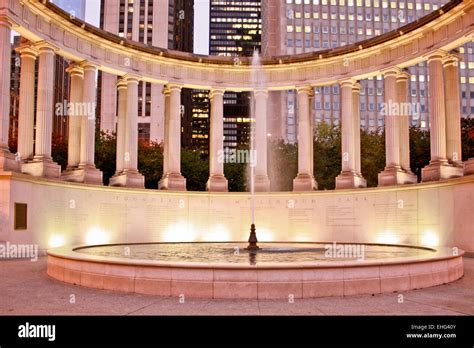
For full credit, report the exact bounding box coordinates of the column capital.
[123,73,141,84]
[167,83,183,92]
[0,15,12,29]
[66,64,84,77]
[117,77,128,90]
[381,67,402,78]
[396,69,411,82]
[442,53,462,68]
[210,88,225,98]
[79,60,100,71]
[352,82,361,92]
[33,41,59,53]
[15,45,38,59]
[296,85,313,95]
[254,88,268,97]
[338,78,356,88]
[425,49,448,62]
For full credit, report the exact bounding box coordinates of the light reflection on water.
[75,243,435,265]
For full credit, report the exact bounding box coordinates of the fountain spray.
[246,50,260,251]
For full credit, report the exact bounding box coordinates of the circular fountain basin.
[47,242,464,299]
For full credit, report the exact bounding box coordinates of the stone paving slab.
[0,257,472,316]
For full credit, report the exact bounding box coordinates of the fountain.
[245,50,262,251]
[46,50,465,299]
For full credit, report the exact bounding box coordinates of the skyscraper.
[262,0,474,142]
[180,0,262,153]
[99,0,173,142]
[211,0,262,150]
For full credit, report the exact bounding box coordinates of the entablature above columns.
[5,0,474,91]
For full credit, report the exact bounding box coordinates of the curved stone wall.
[1,173,473,253]
[3,0,473,90]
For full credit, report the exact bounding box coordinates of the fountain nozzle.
[245,223,260,250]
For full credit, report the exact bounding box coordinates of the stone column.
[16,44,38,162]
[115,78,128,175]
[159,84,186,190]
[422,51,463,181]
[378,68,417,186]
[254,88,270,192]
[63,62,102,184]
[110,74,145,188]
[207,88,228,192]
[100,73,117,133]
[352,82,366,187]
[22,42,61,178]
[396,71,413,174]
[384,69,401,167]
[443,55,463,168]
[65,64,83,169]
[293,86,317,191]
[336,79,365,188]
[150,83,165,144]
[162,86,171,176]
[0,18,20,172]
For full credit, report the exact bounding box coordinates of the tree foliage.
[45,118,473,191]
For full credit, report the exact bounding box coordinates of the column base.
[159,173,186,191]
[0,149,20,172]
[421,161,464,182]
[206,175,228,192]
[62,165,103,185]
[253,175,270,192]
[21,158,61,178]
[293,173,317,192]
[378,167,418,186]
[110,170,145,188]
[464,158,474,176]
[336,171,367,189]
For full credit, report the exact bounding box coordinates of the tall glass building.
[262,0,474,142]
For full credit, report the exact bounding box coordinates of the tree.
[138,140,163,189]
[313,121,341,190]
[360,127,385,187]
[409,126,430,181]
[268,139,297,192]
[94,131,116,185]
[181,149,209,191]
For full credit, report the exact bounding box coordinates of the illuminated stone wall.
[1,173,473,253]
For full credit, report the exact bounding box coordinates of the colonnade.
[0,20,467,191]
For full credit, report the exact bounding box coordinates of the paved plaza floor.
[0,257,473,316]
